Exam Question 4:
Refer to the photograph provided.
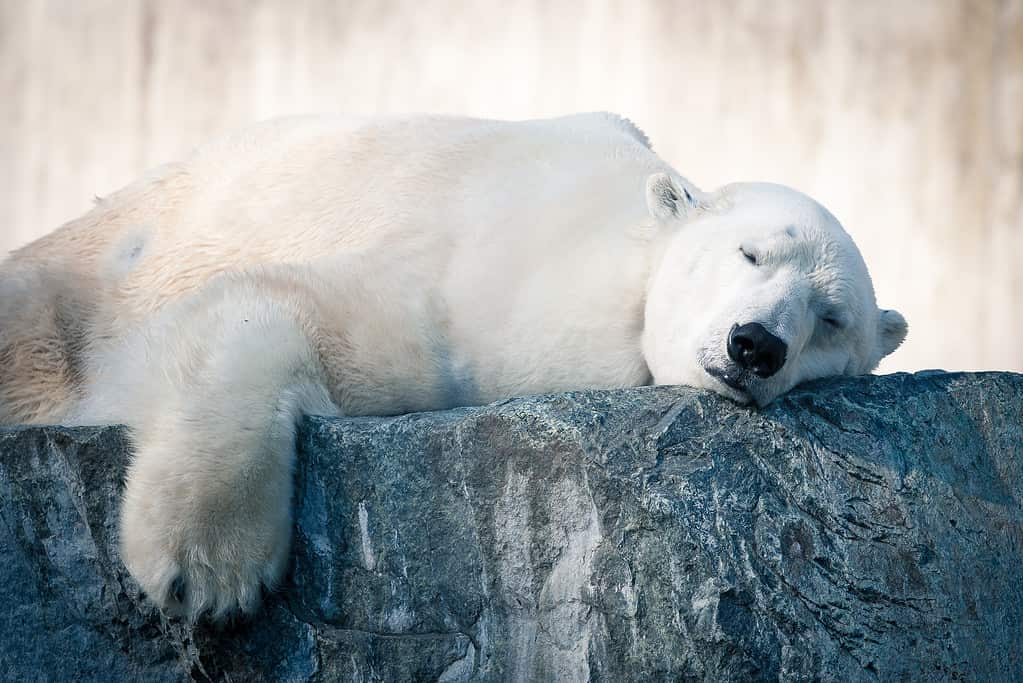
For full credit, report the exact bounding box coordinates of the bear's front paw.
[119,464,293,621]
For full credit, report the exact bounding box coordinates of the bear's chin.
[701,367,756,406]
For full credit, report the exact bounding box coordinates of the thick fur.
[0,113,905,619]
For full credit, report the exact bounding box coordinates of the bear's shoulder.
[545,112,652,150]
[594,112,652,149]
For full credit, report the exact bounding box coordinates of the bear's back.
[11,112,666,331]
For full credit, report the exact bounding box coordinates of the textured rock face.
[1,372,1022,681]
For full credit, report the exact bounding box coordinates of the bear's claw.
[169,574,187,607]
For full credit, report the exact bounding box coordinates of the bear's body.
[3,113,658,424]
[0,113,906,619]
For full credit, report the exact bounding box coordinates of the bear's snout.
[727,323,787,378]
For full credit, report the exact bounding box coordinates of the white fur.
[0,113,905,619]
[643,180,907,407]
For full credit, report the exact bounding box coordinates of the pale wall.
[2,0,1021,373]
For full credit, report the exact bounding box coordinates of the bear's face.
[642,179,906,407]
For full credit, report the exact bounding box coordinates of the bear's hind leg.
[0,266,91,425]
[85,276,338,620]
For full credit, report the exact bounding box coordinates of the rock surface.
[2,371,1022,681]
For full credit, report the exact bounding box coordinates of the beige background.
[2,0,1021,373]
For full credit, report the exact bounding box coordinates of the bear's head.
[642,175,906,407]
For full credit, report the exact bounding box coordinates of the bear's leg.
[0,265,93,425]
[81,277,338,620]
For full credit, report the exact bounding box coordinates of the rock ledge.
[1,372,1022,681]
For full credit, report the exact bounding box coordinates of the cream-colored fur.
[0,113,905,619]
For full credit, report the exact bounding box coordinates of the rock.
[1,371,1022,681]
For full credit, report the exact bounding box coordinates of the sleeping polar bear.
[0,113,906,620]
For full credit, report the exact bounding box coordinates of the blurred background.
[1,0,1020,373]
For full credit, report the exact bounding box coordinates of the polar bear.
[0,113,906,619]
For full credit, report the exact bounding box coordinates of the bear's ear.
[646,173,696,221]
[876,308,908,359]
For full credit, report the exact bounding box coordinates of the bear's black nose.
[727,323,788,378]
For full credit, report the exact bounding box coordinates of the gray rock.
[1,371,1022,681]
